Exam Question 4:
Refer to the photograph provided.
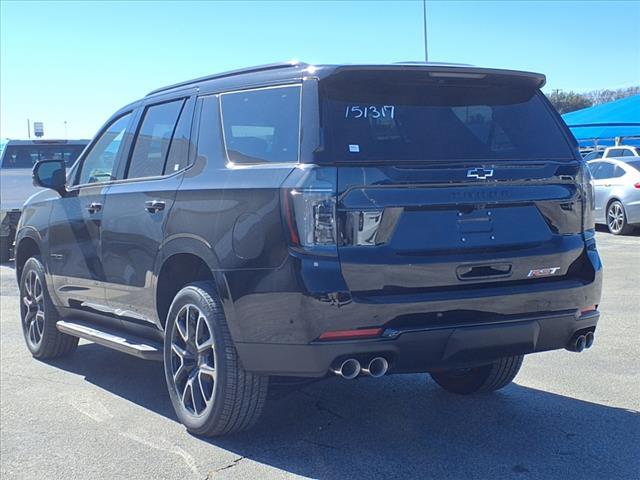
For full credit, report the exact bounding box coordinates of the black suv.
[16,62,602,436]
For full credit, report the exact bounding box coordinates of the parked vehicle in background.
[588,158,640,234]
[0,139,89,261]
[582,149,605,161]
[602,145,640,159]
[15,62,602,436]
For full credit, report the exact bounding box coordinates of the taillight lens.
[281,167,338,248]
[634,182,640,189]
[286,189,336,246]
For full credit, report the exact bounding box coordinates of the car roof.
[145,60,547,99]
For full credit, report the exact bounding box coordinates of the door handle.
[145,200,166,213]
[86,202,102,214]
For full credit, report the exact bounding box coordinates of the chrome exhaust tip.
[331,358,361,379]
[362,357,389,378]
[585,331,595,349]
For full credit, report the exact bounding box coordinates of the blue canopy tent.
[561,95,640,148]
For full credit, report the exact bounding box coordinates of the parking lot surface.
[1,231,639,480]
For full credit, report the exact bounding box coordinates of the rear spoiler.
[320,64,546,89]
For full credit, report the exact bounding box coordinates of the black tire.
[0,236,10,263]
[430,355,524,395]
[19,257,78,358]
[606,200,634,235]
[163,281,268,436]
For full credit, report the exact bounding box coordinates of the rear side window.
[319,72,575,163]
[596,163,615,179]
[622,149,637,157]
[220,85,301,164]
[127,99,185,179]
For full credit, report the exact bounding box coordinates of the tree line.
[546,86,640,114]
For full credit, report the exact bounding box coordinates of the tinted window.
[1,144,85,169]
[220,85,301,164]
[127,100,184,179]
[596,162,615,179]
[606,148,624,158]
[78,113,132,185]
[583,150,603,161]
[622,149,636,157]
[588,162,602,179]
[320,72,573,163]
[165,98,194,174]
[612,165,626,177]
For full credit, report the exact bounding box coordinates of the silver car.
[588,158,640,235]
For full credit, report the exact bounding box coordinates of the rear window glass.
[220,85,301,164]
[319,72,574,163]
[1,144,86,168]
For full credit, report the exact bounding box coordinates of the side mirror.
[33,160,67,196]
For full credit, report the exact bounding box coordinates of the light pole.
[422,0,428,62]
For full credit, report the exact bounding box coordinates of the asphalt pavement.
[1,230,639,479]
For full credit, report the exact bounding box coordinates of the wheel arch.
[154,235,234,331]
[14,228,44,284]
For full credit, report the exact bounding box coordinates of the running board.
[56,320,163,361]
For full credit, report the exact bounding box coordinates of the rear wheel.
[607,200,633,235]
[430,355,524,394]
[163,281,268,436]
[19,257,78,358]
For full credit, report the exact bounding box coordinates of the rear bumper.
[228,243,602,377]
[236,309,600,377]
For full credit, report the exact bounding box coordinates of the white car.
[602,145,640,159]
[588,157,640,235]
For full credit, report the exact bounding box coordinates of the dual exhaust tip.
[567,331,595,352]
[332,357,388,379]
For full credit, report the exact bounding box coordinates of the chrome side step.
[56,320,163,361]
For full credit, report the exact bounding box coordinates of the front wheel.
[430,355,524,395]
[163,281,268,436]
[19,257,78,358]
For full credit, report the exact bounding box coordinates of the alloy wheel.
[21,270,45,349]
[607,202,625,234]
[169,304,217,417]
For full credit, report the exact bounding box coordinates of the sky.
[1,0,639,140]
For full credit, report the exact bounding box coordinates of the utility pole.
[422,0,428,62]
[27,119,31,139]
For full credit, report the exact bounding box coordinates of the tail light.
[634,182,640,189]
[282,167,338,249]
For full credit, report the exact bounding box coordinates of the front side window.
[220,85,301,164]
[77,113,132,185]
[127,99,185,179]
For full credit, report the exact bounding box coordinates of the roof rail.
[146,60,307,97]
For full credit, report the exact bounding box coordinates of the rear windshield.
[1,144,86,169]
[319,72,574,163]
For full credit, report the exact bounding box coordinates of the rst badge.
[527,267,561,278]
